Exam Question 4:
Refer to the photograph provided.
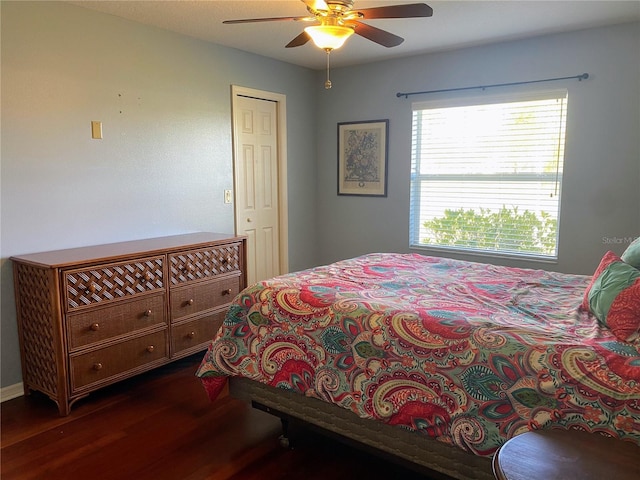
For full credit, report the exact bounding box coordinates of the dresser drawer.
[64,256,164,311]
[67,294,166,352]
[171,311,225,357]
[70,329,168,392]
[169,242,242,285]
[170,275,240,321]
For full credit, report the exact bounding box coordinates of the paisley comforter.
[196,253,640,456]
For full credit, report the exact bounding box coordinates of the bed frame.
[229,377,494,480]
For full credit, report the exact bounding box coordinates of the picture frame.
[337,119,389,197]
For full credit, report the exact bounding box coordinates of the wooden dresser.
[11,232,247,415]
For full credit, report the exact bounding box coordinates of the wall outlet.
[224,190,232,204]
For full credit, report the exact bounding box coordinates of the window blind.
[409,90,568,259]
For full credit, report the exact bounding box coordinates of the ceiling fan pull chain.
[325,49,332,89]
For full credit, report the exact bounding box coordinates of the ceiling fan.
[224,0,433,88]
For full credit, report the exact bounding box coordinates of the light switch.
[91,121,103,139]
[224,190,233,204]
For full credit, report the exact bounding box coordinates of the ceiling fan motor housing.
[326,1,355,13]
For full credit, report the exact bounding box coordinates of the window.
[409,90,568,260]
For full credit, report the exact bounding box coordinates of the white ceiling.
[71,0,640,70]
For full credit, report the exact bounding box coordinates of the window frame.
[409,89,568,262]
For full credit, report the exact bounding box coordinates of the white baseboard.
[1,383,24,402]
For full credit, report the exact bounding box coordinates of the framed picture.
[337,119,389,197]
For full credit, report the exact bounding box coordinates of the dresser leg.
[57,401,71,416]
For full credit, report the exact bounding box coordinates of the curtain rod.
[396,73,589,99]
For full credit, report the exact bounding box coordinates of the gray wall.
[315,22,640,273]
[2,2,639,391]
[0,2,318,388]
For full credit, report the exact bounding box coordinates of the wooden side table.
[493,429,640,480]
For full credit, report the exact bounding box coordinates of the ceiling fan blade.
[357,3,433,19]
[351,21,404,48]
[223,16,310,24]
[286,31,311,48]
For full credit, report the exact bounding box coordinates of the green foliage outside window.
[422,206,557,255]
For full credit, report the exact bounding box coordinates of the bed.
[196,249,640,479]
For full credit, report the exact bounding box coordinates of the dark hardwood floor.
[1,354,433,480]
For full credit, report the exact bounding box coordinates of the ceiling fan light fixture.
[304,25,355,50]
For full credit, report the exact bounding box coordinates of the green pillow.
[588,261,640,321]
[584,251,640,342]
[621,237,640,269]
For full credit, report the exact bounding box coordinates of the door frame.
[231,85,289,277]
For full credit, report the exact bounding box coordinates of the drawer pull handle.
[84,283,97,294]
[222,288,232,295]
[144,309,153,317]
[90,323,100,331]
[143,272,152,281]
[93,363,103,371]
[184,264,195,272]
[146,345,155,353]
[188,331,196,339]
[186,298,194,306]
[222,256,231,264]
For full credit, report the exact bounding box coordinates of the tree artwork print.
[338,120,388,196]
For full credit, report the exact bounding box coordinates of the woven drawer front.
[170,276,240,321]
[70,329,168,392]
[67,294,166,352]
[65,256,164,311]
[169,243,241,285]
[171,311,225,356]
